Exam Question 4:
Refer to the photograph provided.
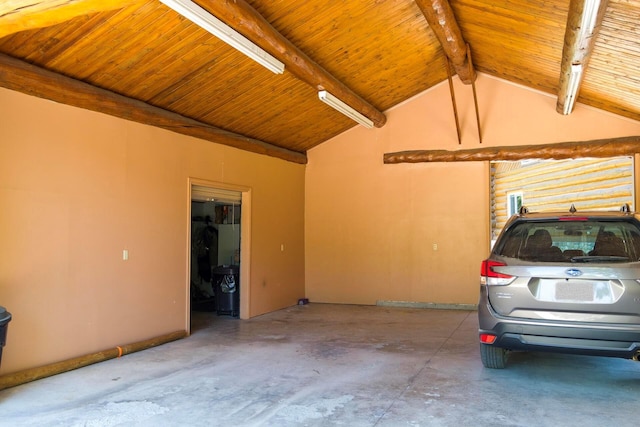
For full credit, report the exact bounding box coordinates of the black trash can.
[0,306,12,367]
[213,265,239,317]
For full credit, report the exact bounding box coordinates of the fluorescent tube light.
[160,0,285,74]
[563,64,583,115]
[580,0,601,38]
[318,91,374,128]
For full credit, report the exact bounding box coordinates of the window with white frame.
[507,192,523,218]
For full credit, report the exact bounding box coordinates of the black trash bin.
[0,306,12,367]
[213,265,239,317]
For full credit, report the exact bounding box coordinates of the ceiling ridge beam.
[191,0,387,128]
[0,54,307,164]
[414,0,476,84]
[383,136,640,163]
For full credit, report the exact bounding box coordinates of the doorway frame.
[187,178,252,334]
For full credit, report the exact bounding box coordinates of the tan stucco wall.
[0,88,305,374]
[305,73,640,306]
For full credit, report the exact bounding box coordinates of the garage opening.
[490,157,635,242]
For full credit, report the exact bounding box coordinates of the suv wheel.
[480,343,508,369]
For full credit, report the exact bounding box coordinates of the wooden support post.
[446,57,462,145]
[468,44,482,144]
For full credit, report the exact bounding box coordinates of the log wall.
[491,157,634,239]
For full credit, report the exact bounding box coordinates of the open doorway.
[190,184,242,331]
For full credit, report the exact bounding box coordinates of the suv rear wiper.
[570,255,629,263]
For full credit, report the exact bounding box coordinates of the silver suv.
[478,205,640,368]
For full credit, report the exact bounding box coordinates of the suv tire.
[480,343,508,369]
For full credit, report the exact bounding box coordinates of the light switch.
[432,243,438,251]
[123,249,129,261]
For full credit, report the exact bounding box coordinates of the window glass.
[495,220,640,262]
[507,192,523,217]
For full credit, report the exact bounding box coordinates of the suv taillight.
[480,260,514,286]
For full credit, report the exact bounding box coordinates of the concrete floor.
[2,303,640,426]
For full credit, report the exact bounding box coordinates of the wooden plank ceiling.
[0,0,639,164]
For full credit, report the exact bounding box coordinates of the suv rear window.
[496,220,640,262]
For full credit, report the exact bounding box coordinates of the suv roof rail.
[518,206,529,214]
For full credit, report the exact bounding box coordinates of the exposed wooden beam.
[556,0,609,114]
[0,54,307,164]
[0,0,137,39]
[189,0,387,128]
[414,0,476,84]
[383,136,640,163]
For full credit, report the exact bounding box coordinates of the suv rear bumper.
[479,293,640,359]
